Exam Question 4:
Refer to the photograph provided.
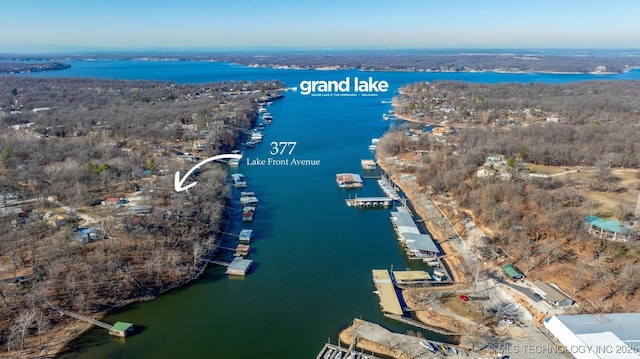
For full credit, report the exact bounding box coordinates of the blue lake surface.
[24,60,639,358]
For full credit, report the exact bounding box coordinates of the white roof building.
[544,313,640,359]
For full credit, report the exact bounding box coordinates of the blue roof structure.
[585,215,633,235]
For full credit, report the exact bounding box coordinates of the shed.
[501,264,524,281]
[109,322,134,337]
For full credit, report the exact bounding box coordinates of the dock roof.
[391,211,416,227]
[111,322,133,332]
[391,211,439,254]
[226,257,253,275]
[393,270,431,282]
[403,232,440,254]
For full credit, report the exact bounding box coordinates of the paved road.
[502,281,541,302]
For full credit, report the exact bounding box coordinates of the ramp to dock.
[371,270,404,316]
[58,309,112,330]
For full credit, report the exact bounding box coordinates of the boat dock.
[360,159,377,170]
[371,270,404,316]
[234,243,250,256]
[377,175,401,200]
[336,173,363,188]
[239,229,253,242]
[226,257,253,276]
[390,211,442,263]
[345,196,393,208]
[316,343,383,359]
[383,314,460,336]
[48,303,134,337]
[391,270,431,286]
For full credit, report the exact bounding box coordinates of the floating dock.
[234,244,250,256]
[336,173,363,188]
[371,270,404,316]
[226,257,253,275]
[377,175,401,200]
[361,159,377,170]
[392,270,432,286]
[345,196,393,208]
[239,229,253,242]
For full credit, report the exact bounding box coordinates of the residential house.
[531,280,574,308]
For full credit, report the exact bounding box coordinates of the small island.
[0,62,71,74]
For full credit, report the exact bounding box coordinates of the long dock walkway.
[371,270,404,316]
[383,313,460,336]
[58,308,112,330]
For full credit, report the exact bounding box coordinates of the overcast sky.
[2,0,639,53]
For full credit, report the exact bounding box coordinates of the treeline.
[394,80,640,168]
[229,53,640,73]
[3,50,640,73]
[0,75,283,355]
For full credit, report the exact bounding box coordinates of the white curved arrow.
[174,153,243,192]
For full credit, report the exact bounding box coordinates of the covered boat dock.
[345,196,393,208]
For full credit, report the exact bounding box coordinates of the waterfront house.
[584,215,634,242]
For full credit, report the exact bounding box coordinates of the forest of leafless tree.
[0,75,283,356]
[379,79,640,313]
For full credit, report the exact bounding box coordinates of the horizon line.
[3,47,640,57]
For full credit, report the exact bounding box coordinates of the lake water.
[23,61,640,358]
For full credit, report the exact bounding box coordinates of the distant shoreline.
[4,51,640,75]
